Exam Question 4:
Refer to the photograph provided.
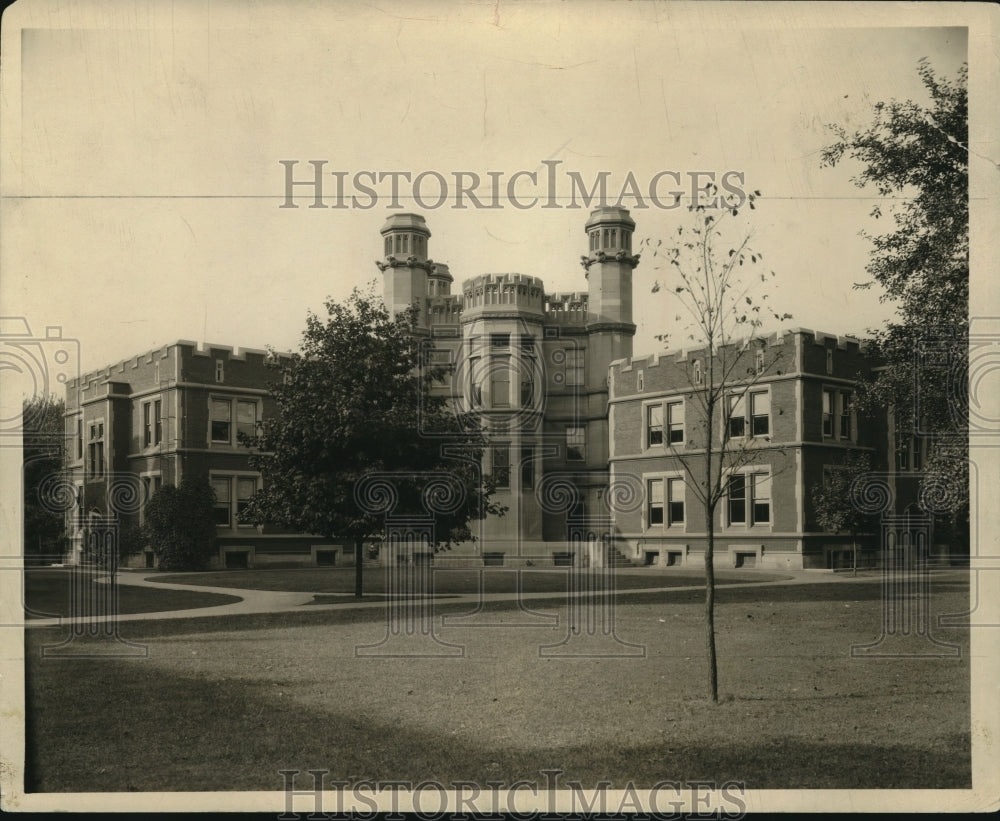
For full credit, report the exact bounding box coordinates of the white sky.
[0,1,979,378]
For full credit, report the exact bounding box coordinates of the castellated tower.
[376,213,434,333]
[375,208,640,566]
[582,206,639,377]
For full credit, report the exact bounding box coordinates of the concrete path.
[19,566,931,629]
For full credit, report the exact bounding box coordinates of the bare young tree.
[644,185,791,703]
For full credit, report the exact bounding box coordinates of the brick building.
[607,329,886,570]
[63,342,338,569]
[62,207,939,570]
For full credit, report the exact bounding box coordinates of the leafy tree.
[644,185,791,703]
[241,288,502,598]
[143,476,218,571]
[811,451,874,575]
[22,396,66,560]
[822,59,968,548]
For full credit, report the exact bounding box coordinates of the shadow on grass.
[24,647,970,793]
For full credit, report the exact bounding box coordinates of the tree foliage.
[143,476,218,571]
[645,186,791,702]
[811,451,875,574]
[241,288,503,597]
[22,395,66,558]
[822,59,968,532]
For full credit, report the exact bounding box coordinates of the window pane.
[648,479,663,525]
[667,478,684,524]
[212,478,231,526]
[729,394,746,437]
[751,392,769,416]
[520,378,533,408]
[647,404,663,446]
[492,446,510,489]
[491,362,510,408]
[211,399,231,442]
[728,474,746,524]
[668,401,684,443]
[236,478,256,526]
[566,427,585,461]
[237,401,257,440]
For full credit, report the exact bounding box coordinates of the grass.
[23,569,242,619]
[155,566,789,595]
[23,571,971,792]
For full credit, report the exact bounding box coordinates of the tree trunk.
[704,444,719,704]
[354,537,364,599]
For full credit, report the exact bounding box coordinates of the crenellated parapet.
[427,294,464,325]
[461,273,545,313]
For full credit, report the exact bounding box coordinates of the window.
[384,237,392,256]
[839,391,853,440]
[566,427,585,461]
[143,398,163,447]
[565,349,585,387]
[750,391,770,437]
[492,445,510,489]
[211,399,232,443]
[667,478,684,525]
[825,349,834,375]
[667,401,685,444]
[212,475,258,528]
[727,474,746,524]
[648,478,664,526]
[491,360,510,408]
[897,448,909,471]
[751,473,771,524]
[212,478,231,526]
[646,404,663,447]
[755,349,765,375]
[822,389,834,437]
[728,394,746,439]
[637,370,644,391]
[491,333,510,348]
[520,336,535,353]
[693,360,703,386]
[211,397,260,446]
[469,357,483,407]
[87,422,105,478]
[521,446,534,489]
[237,477,256,524]
[76,418,83,460]
[728,472,770,525]
[215,360,225,383]
[237,400,257,441]
[520,375,534,408]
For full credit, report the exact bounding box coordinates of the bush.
[143,476,217,571]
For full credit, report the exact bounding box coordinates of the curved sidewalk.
[19,566,924,629]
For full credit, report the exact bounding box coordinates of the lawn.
[155,566,789,595]
[23,571,971,793]
[23,569,242,619]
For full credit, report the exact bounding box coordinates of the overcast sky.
[0,1,979,380]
